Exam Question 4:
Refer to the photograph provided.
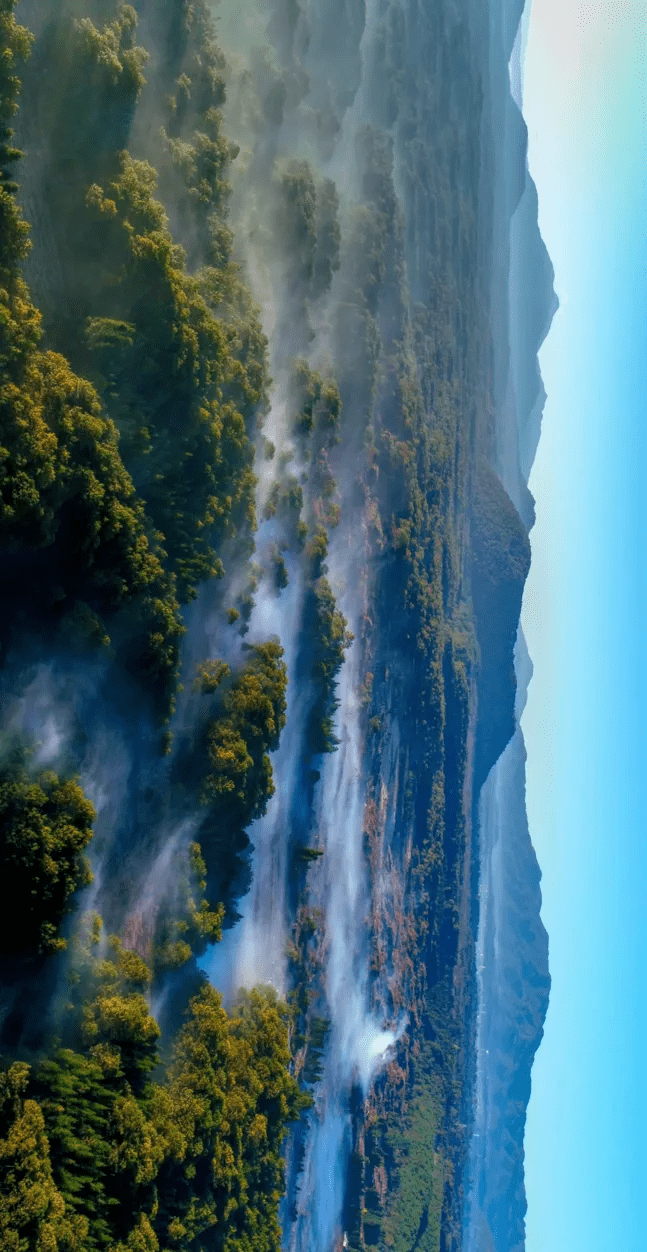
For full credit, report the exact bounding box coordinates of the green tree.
[0,1061,84,1252]
[313,178,341,297]
[0,344,184,717]
[202,640,287,819]
[31,940,164,1250]
[153,984,302,1252]
[277,161,317,293]
[0,7,184,717]
[0,1,31,288]
[79,154,258,601]
[152,843,225,971]
[33,1049,115,1252]
[299,530,353,754]
[0,762,94,958]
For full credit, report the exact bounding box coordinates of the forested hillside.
[0,5,309,1249]
[0,1,536,1250]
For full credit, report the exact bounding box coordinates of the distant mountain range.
[464,1,556,1250]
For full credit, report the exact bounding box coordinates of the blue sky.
[521,2,647,1249]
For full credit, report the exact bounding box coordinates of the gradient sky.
[520,2,647,1250]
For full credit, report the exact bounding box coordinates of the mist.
[0,1,557,1249]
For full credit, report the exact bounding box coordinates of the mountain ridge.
[464,1,556,1249]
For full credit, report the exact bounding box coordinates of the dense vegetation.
[187,640,289,928]
[0,929,303,1252]
[0,8,183,719]
[20,5,264,608]
[0,754,94,958]
[0,5,304,1249]
[0,0,532,1250]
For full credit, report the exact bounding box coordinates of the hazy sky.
[521,2,647,1250]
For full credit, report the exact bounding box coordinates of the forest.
[0,1,531,1250]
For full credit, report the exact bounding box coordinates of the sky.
[520,2,647,1250]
